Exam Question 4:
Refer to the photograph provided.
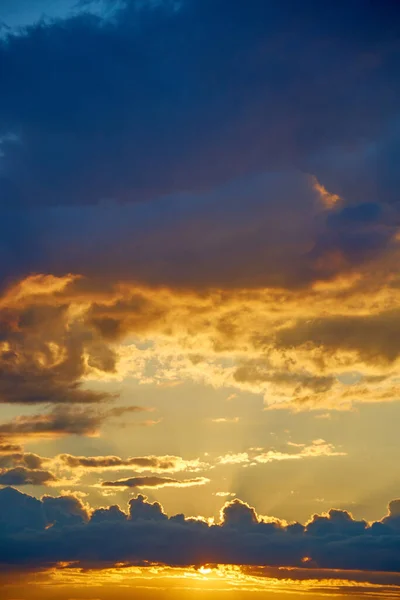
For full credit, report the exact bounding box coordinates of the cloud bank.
[0,487,399,576]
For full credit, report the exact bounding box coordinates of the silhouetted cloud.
[0,404,149,440]
[0,488,399,575]
[101,475,210,489]
[0,451,43,469]
[59,453,205,472]
[0,467,56,486]
[42,494,89,526]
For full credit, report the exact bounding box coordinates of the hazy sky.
[0,1,400,598]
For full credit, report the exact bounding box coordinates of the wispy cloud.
[217,440,346,466]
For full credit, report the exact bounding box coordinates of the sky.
[0,0,400,598]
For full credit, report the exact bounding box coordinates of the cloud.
[0,275,116,405]
[0,2,397,413]
[0,451,43,469]
[0,467,56,486]
[217,452,250,466]
[128,494,167,521]
[58,453,206,473]
[101,476,210,489]
[4,270,400,413]
[0,488,400,576]
[217,440,345,466]
[0,487,46,533]
[0,1,398,291]
[1,171,395,291]
[275,310,400,365]
[0,443,23,453]
[0,404,148,441]
[42,494,90,526]
[220,498,258,527]
[0,0,116,30]
[90,503,127,524]
[0,0,398,210]
[254,440,346,463]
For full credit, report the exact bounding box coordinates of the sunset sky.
[0,1,400,598]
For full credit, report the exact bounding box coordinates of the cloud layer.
[0,0,398,291]
[2,270,400,417]
[0,487,400,575]
[0,0,399,207]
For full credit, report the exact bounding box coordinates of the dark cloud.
[0,404,148,440]
[234,362,336,394]
[0,300,116,405]
[91,504,127,524]
[0,451,43,469]
[0,171,396,290]
[0,487,46,533]
[102,475,209,489]
[220,498,258,527]
[0,488,400,575]
[0,0,399,207]
[42,494,89,527]
[128,494,166,521]
[275,310,400,364]
[0,466,56,486]
[59,453,200,472]
[38,172,398,289]
[0,1,398,288]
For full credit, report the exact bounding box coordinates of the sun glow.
[6,563,394,598]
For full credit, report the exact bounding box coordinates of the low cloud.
[0,488,399,577]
